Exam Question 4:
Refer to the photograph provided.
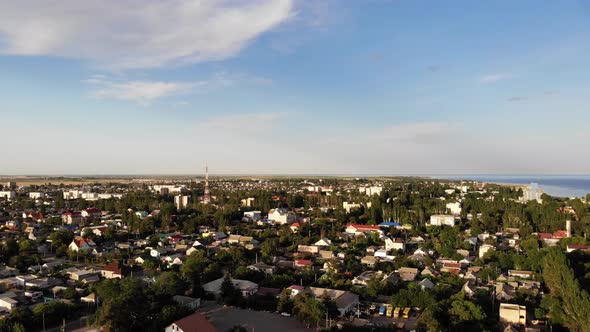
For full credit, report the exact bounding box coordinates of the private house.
[173,295,201,310]
[308,287,359,317]
[247,262,276,275]
[0,293,18,312]
[297,245,319,254]
[361,256,378,268]
[419,278,435,290]
[499,303,526,326]
[165,313,219,332]
[508,270,533,279]
[345,224,383,237]
[68,238,96,252]
[385,237,405,252]
[566,244,590,253]
[81,208,102,218]
[287,285,305,298]
[398,267,419,281]
[100,262,125,279]
[268,208,295,224]
[62,212,82,225]
[202,277,258,298]
[314,238,332,247]
[243,211,261,221]
[294,259,313,269]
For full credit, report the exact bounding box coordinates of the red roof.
[84,208,101,214]
[172,313,219,332]
[347,224,381,231]
[537,233,553,239]
[567,245,590,250]
[295,259,312,265]
[291,222,301,227]
[553,230,568,239]
[101,261,123,275]
[288,285,305,292]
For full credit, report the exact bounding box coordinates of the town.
[0,175,587,332]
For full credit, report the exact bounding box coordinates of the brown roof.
[171,313,219,332]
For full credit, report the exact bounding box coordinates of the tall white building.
[175,195,190,210]
[446,202,462,215]
[359,186,383,196]
[521,183,543,203]
[241,197,255,207]
[428,214,456,227]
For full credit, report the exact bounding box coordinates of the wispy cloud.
[85,72,270,105]
[0,0,294,70]
[479,73,511,83]
[507,96,527,102]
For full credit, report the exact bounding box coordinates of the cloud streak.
[479,73,511,83]
[0,0,294,70]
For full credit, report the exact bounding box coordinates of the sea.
[434,175,590,198]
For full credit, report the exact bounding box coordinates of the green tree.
[543,248,590,332]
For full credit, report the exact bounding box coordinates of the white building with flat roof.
[446,202,462,215]
[29,192,45,199]
[428,214,456,227]
[0,191,15,200]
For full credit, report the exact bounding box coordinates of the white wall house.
[268,208,295,224]
[385,237,405,252]
[243,211,262,221]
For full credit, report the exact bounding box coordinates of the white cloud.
[0,0,294,69]
[93,80,201,105]
[479,73,511,83]
[85,72,269,105]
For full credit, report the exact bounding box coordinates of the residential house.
[314,238,332,247]
[173,295,201,310]
[165,313,219,332]
[308,287,359,317]
[419,278,435,290]
[100,261,125,279]
[398,267,418,281]
[268,208,295,224]
[499,303,526,326]
[294,259,313,269]
[68,238,96,252]
[62,212,82,225]
[345,224,383,237]
[361,256,378,268]
[0,293,18,312]
[243,211,261,221]
[385,237,405,252]
[81,208,102,218]
[508,270,533,279]
[247,262,276,275]
[202,277,258,298]
[287,285,305,298]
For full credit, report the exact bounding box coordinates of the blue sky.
[1,0,589,175]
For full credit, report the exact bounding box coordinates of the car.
[280,312,291,317]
